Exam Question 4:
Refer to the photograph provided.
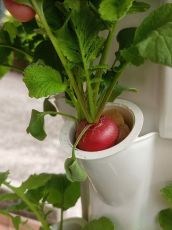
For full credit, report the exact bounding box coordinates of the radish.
[3,0,35,22]
[76,115,119,151]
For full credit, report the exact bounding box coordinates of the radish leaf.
[45,174,80,210]
[56,22,81,64]
[23,63,66,98]
[83,217,115,230]
[123,4,172,66]
[20,173,52,191]
[26,110,47,141]
[161,183,172,207]
[43,98,57,116]
[71,8,104,66]
[99,0,133,22]
[128,1,150,14]
[0,171,9,186]
[65,158,87,182]
[159,209,172,230]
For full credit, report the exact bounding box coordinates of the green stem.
[4,182,50,230]
[0,64,23,72]
[59,208,64,230]
[94,23,117,100]
[0,44,33,58]
[74,22,95,119]
[95,63,127,121]
[67,89,84,120]
[112,58,118,69]
[30,0,92,123]
[83,62,95,119]
[72,124,92,160]
[45,111,78,121]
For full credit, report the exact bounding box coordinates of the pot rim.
[60,99,144,160]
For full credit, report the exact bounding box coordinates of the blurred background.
[0,2,81,228]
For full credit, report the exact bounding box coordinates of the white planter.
[51,217,87,230]
[61,99,144,205]
[60,99,150,229]
[88,133,172,230]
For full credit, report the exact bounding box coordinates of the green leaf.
[65,158,87,182]
[121,4,172,66]
[56,22,81,64]
[44,0,64,30]
[0,171,9,186]
[22,19,39,34]
[136,23,172,66]
[100,70,137,100]
[63,180,80,210]
[3,22,17,43]
[109,85,137,102]
[64,0,84,11]
[23,63,66,99]
[134,4,172,66]
[134,4,172,43]
[0,193,19,202]
[159,209,172,230]
[83,217,115,230]
[116,27,137,63]
[71,7,104,66]
[0,29,11,44]
[20,173,52,191]
[27,109,64,140]
[0,66,10,79]
[128,1,150,14]
[89,0,99,7]
[121,45,144,66]
[34,41,63,70]
[117,27,137,50]
[25,187,44,203]
[45,174,80,210]
[161,183,172,206]
[43,98,57,116]
[99,0,133,22]
[11,216,22,230]
[0,31,12,64]
[26,110,47,141]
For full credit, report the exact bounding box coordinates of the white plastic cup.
[60,99,144,205]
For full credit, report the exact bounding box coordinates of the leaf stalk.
[4,182,50,230]
[30,0,93,123]
[0,44,33,59]
[94,23,117,101]
[95,63,127,121]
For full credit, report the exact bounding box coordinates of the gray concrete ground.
[0,71,81,218]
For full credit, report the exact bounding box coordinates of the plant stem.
[67,89,84,120]
[4,182,50,230]
[74,22,96,119]
[0,44,33,58]
[95,63,127,121]
[94,23,117,100]
[72,124,92,160]
[83,62,95,119]
[112,58,118,69]
[31,0,93,123]
[59,208,64,230]
[0,64,23,72]
[45,111,78,121]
